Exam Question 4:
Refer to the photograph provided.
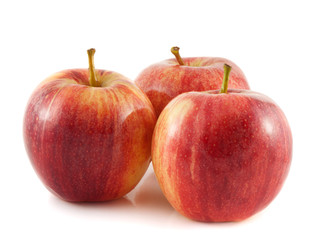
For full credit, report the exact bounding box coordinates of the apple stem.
[219,64,232,94]
[171,46,185,66]
[87,48,100,87]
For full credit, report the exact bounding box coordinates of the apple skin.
[152,89,292,222]
[135,57,250,117]
[23,69,157,202]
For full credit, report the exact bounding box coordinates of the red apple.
[135,47,250,117]
[23,49,157,202]
[152,64,292,222]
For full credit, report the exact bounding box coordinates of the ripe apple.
[135,47,250,117]
[23,49,157,202]
[152,64,292,222]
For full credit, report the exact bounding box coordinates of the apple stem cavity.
[219,64,232,94]
[171,46,185,66]
[87,48,101,87]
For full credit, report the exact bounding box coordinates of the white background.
[1,0,319,239]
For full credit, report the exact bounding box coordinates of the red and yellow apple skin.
[152,90,292,222]
[135,57,250,117]
[23,69,156,202]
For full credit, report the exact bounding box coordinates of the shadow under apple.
[48,194,135,220]
[47,165,264,226]
[47,166,175,222]
[130,168,174,213]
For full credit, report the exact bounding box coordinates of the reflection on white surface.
[47,165,266,227]
[47,165,185,226]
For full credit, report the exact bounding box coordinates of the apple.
[152,64,292,222]
[135,47,250,117]
[23,49,157,202]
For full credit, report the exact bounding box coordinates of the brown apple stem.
[87,48,100,87]
[171,46,185,65]
[219,64,232,94]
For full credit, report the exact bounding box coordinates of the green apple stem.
[171,46,185,65]
[87,48,100,87]
[219,64,232,94]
